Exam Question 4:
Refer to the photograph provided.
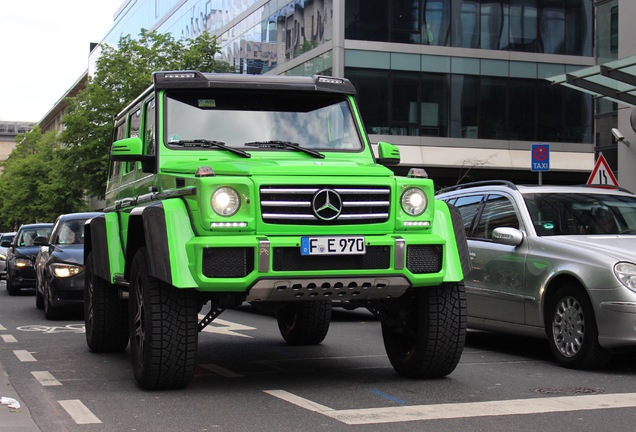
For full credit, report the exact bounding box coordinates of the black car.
[34,212,102,318]
[4,223,53,295]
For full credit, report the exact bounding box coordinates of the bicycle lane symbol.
[16,324,85,334]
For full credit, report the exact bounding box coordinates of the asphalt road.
[1,282,636,432]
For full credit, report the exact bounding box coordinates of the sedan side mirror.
[492,227,524,246]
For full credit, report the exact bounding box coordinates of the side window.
[109,120,127,183]
[144,99,155,156]
[124,107,142,174]
[129,107,142,138]
[474,194,519,240]
[453,195,484,237]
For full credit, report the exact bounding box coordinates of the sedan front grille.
[260,186,390,225]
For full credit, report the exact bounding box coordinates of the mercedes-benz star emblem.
[312,189,343,220]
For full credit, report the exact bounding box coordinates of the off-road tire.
[545,283,610,369]
[85,252,129,352]
[276,300,332,345]
[382,282,467,378]
[129,247,198,390]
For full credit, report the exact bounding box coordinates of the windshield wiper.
[244,140,324,159]
[169,139,250,158]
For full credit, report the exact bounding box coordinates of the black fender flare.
[85,214,111,282]
[124,203,172,285]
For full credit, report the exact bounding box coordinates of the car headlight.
[615,262,636,291]
[0,254,5,261]
[211,187,240,216]
[15,258,33,268]
[401,188,427,216]
[50,263,83,278]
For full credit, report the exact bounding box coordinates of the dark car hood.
[51,245,84,265]
[15,246,43,260]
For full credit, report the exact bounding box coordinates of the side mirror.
[33,236,48,246]
[492,227,524,246]
[376,141,400,166]
[111,137,155,172]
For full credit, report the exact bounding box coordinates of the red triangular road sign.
[587,154,619,186]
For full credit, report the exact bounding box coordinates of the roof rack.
[437,180,518,195]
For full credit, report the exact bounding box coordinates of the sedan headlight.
[401,188,427,216]
[15,258,33,268]
[50,263,83,278]
[615,262,636,291]
[0,253,6,261]
[211,187,240,216]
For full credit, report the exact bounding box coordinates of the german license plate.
[300,236,366,256]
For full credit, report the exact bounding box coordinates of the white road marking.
[31,371,62,386]
[199,363,244,377]
[58,400,101,424]
[1,334,17,343]
[198,316,256,338]
[264,390,334,413]
[13,350,36,362]
[0,324,6,330]
[265,390,636,425]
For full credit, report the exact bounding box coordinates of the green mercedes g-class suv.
[84,71,471,390]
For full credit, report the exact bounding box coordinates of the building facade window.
[345,0,592,55]
[346,66,592,144]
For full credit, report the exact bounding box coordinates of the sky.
[0,1,125,122]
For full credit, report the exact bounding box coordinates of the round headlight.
[615,262,636,292]
[211,187,240,216]
[401,188,427,216]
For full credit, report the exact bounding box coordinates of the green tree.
[0,126,87,229]
[61,29,233,199]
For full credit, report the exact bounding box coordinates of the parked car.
[5,224,53,295]
[34,213,102,318]
[0,232,16,280]
[437,181,636,369]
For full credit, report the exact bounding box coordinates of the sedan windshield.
[165,90,362,152]
[523,192,636,236]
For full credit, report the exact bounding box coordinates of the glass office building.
[96,0,597,186]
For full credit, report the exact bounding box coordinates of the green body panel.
[103,212,126,281]
[162,198,198,287]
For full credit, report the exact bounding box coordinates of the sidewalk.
[0,360,39,431]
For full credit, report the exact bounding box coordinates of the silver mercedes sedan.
[437,181,636,369]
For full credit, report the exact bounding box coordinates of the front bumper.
[175,233,457,300]
[10,266,36,288]
[593,286,636,350]
[48,273,85,308]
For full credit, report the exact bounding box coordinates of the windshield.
[523,192,636,236]
[55,220,86,245]
[17,227,52,247]
[165,90,363,151]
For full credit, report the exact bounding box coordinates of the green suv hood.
[162,157,394,177]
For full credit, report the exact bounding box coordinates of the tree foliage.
[0,126,89,230]
[0,30,232,229]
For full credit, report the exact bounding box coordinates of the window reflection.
[346,67,592,144]
[165,91,362,151]
[344,0,591,55]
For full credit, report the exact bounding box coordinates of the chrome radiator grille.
[260,186,391,225]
